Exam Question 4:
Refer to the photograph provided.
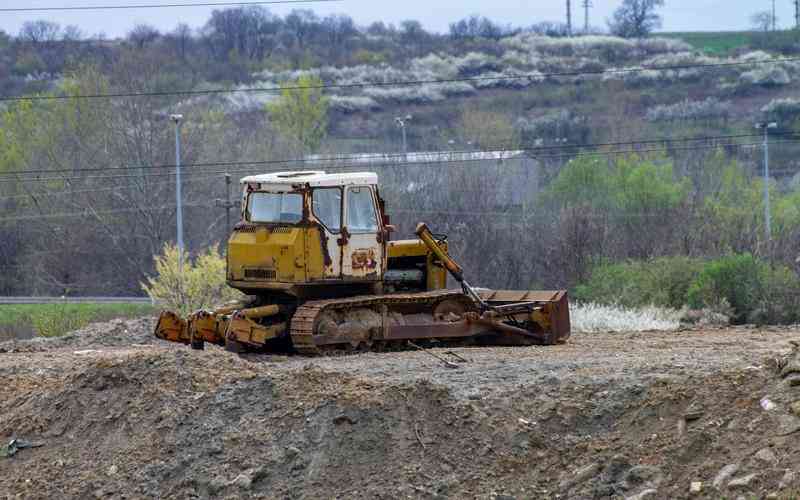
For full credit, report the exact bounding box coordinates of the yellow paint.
[228,226,446,291]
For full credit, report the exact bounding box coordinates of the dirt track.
[2,319,800,499]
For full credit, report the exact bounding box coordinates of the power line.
[1,138,793,186]
[3,56,799,102]
[0,132,786,178]
[0,173,220,201]
[0,0,339,13]
[0,203,210,223]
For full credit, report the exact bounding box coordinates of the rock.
[559,461,602,490]
[775,414,800,436]
[230,473,252,490]
[779,470,795,489]
[760,397,776,411]
[106,465,118,476]
[728,473,757,489]
[623,465,663,489]
[754,448,776,464]
[689,481,702,495]
[684,402,704,421]
[285,446,301,460]
[790,401,800,417]
[332,414,356,425]
[625,489,657,500]
[713,464,740,489]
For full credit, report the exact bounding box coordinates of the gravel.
[2,318,800,499]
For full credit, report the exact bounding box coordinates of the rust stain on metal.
[317,224,332,267]
[351,248,377,270]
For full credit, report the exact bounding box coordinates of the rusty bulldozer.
[154,171,570,354]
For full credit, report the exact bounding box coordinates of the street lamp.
[395,115,412,154]
[755,121,777,242]
[170,114,185,273]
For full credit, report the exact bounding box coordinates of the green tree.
[266,74,329,155]
[702,159,768,254]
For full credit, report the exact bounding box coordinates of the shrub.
[739,65,791,87]
[363,85,446,104]
[576,254,800,325]
[762,97,800,121]
[328,95,381,113]
[575,256,704,309]
[686,254,762,321]
[645,97,731,122]
[516,110,590,145]
[141,243,243,316]
[686,254,800,324]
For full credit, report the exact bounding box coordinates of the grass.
[0,303,156,341]
[660,31,754,55]
[571,303,682,333]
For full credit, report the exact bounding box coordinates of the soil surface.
[2,318,800,499]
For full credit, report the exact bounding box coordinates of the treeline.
[0,7,589,97]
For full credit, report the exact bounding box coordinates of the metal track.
[289,289,471,355]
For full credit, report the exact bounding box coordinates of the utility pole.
[566,0,573,36]
[395,115,412,155]
[582,0,591,33]
[756,121,777,242]
[795,0,799,29]
[170,114,185,273]
[773,0,777,31]
[215,173,238,233]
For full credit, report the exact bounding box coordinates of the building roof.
[240,171,378,187]
[304,150,527,164]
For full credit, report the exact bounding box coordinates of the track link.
[289,290,471,355]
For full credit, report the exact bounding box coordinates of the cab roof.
[240,171,378,187]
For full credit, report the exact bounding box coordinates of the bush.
[686,254,800,324]
[739,65,791,87]
[141,243,243,316]
[761,97,800,121]
[575,256,704,309]
[576,254,800,325]
[328,95,381,113]
[646,97,731,122]
[686,254,762,321]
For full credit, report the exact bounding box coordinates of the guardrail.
[0,297,153,305]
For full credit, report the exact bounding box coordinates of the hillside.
[1,11,800,299]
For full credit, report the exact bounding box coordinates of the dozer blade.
[478,289,570,345]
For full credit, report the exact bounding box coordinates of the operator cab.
[229,171,389,291]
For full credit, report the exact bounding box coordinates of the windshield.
[247,192,303,223]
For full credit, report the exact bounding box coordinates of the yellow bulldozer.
[154,171,570,355]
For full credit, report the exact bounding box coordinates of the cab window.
[247,192,302,223]
[346,186,379,233]
[312,188,341,233]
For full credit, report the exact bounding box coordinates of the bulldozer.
[154,170,570,355]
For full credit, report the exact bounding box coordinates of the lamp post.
[395,115,412,155]
[755,121,777,242]
[170,114,185,273]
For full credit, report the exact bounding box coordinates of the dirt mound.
[2,321,800,498]
[0,317,158,354]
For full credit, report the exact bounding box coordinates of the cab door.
[310,187,343,279]
[342,185,383,280]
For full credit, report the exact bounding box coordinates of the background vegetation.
[0,303,155,340]
[1,7,800,325]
